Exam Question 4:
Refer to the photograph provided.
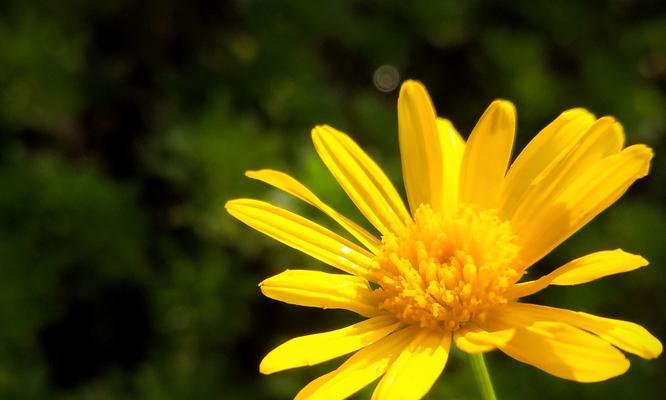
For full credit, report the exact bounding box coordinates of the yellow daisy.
[226,80,662,400]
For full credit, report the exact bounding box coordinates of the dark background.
[0,0,665,398]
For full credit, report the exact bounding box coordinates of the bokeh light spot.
[373,65,400,92]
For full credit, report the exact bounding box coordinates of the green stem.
[468,353,498,400]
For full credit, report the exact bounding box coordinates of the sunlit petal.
[454,325,515,353]
[259,269,379,317]
[482,310,630,382]
[372,329,451,400]
[459,100,516,210]
[499,108,595,220]
[398,80,444,212]
[260,315,401,374]
[246,169,380,253]
[226,199,375,277]
[501,303,662,360]
[294,327,417,400]
[312,125,411,236]
[436,117,465,210]
[513,144,652,268]
[507,249,648,298]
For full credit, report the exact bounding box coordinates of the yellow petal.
[436,117,466,210]
[226,199,375,277]
[295,327,417,400]
[459,100,516,210]
[398,80,444,213]
[483,311,630,382]
[507,249,648,298]
[437,118,465,151]
[454,325,515,353]
[499,108,595,220]
[371,329,451,400]
[510,117,625,235]
[312,125,411,236]
[246,169,381,253]
[259,269,379,317]
[260,315,401,374]
[514,144,652,268]
[502,303,662,360]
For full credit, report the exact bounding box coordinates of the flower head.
[226,80,662,399]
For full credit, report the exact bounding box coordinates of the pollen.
[369,204,521,331]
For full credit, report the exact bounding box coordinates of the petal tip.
[311,124,337,142]
[224,199,238,211]
[399,79,426,94]
[650,339,663,359]
[258,358,276,375]
[637,327,663,359]
[225,198,254,213]
[625,144,654,177]
[436,117,454,129]
[615,249,650,268]
[258,271,280,288]
[490,99,517,115]
[561,107,594,120]
[310,125,323,137]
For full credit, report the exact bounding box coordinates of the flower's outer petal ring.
[371,329,451,400]
[312,125,411,236]
[260,315,401,374]
[259,269,379,317]
[226,199,375,277]
[295,327,418,400]
[246,169,381,253]
[507,249,648,298]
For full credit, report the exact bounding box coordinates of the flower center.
[370,203,521,331]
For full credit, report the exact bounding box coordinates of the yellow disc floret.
[370,204,521,331]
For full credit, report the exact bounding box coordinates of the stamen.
[369,204,521,331]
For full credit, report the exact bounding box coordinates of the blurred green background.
[1,0,665,398]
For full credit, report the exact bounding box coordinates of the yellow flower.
[226,80,662,399]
